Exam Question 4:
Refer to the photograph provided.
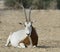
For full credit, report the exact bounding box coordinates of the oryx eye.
[30,25,32,27]
[24,24,26,27]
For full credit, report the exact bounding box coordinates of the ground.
[0,9,60,52]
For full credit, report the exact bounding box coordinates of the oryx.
[5,5,38,48]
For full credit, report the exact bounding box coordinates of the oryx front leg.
[5,35,11,46]
[17,43,26,48]
[19,43,26,48]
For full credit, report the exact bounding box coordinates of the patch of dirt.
[0,10,60,52]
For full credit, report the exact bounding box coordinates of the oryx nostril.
[27,34,30,36]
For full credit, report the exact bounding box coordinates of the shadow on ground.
[37,45,60,48]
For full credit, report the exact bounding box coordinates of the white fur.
[5,22,32,48]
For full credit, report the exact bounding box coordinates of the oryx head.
[21,5,32,36]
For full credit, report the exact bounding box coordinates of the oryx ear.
[19,22,23,25]
[19,22,26,27]
[19,23,22,25]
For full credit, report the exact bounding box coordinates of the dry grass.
[0,9,60,52]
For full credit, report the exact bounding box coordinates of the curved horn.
[21,5,28,22]
[24,8,27,22]
[14,1,28,22]
[29,7,31,22]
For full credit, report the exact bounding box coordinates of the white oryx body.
[8,30,27,47]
